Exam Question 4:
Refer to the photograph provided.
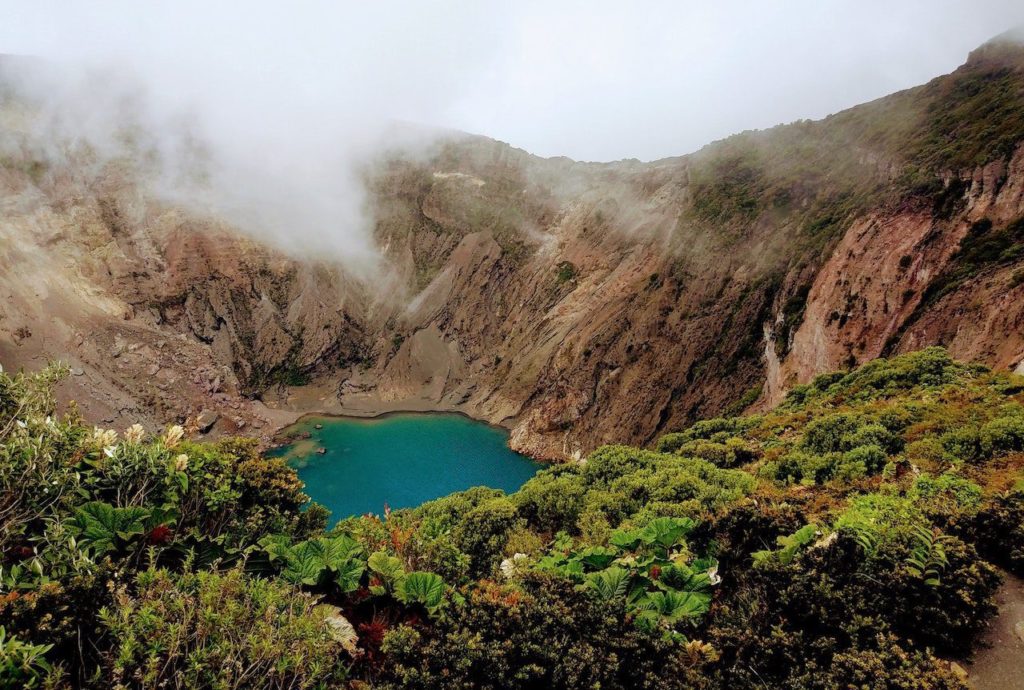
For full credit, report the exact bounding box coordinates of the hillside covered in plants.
[1,347,1023,688]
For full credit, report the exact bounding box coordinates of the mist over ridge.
[3,1,1024,268]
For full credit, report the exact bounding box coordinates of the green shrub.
[969,488,1024,575]
[416,486,505,533]
[0,626,55,689]
[656,417,762,452]
[802,413,861,454]
[453,497,521,576]
[100,567,349,689]
[672,438,757,469]
[782,348,968,409]
[940,427,985,462]
[840,444,888,477]
[376,573,714,690]
[910,472,984,518]
[513,469,587,533]
[844,423,903,454]
[982,414,1024,453]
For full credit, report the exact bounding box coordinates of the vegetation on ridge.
[0,347,1022,688]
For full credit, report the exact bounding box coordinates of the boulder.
[196,409,220,434]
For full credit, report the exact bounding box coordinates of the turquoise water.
[268,413,542,521]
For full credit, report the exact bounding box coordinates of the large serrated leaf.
[397,571,446,613]
[70,502,150,554]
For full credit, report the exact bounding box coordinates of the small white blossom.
[173,453,189,472]
[499,553,529,580]
[707,565,721,586]
[92,427,118,448]
[163,425,184,448]
[15,420,27,429]
[124,423,145,444]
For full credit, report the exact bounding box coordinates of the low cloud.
[1,1,1023,265]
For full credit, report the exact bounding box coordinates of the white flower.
[163,425,184,448]
[15,420,26,429]
[173,453,189,472]
[707,564,721,586]
[124,423,145,444]
[92,427,118,448]
[499,553,529,579]
[499,559,515,579]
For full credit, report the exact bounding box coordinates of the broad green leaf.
[638,589,709,622]
[70,502,150,554]
[578,546,618,570]
[281,541,327,585]
[658,563,713,593]
[609,529,642,550]
[639,517,696,550]
[398,572,446,613]
[258,535,293,562]
[274,535,364,588]
[584,567,631,601]
[315,534,361,566]
[334,557,365,593]
[367,551,405,588]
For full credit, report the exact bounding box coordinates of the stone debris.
[109,336,126,358]
[196,409,220,434]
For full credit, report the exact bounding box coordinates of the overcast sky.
[2,1,1024,162]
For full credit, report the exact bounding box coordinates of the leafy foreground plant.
[0,626,52,690]
[533,517,718,638]
[1,348,1022,688]
[101,567,349,690]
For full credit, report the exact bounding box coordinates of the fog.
[1,1,1023,264]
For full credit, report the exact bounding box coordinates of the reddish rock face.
[3,41,1024,459]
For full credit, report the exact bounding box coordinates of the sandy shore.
[256,374,516,442]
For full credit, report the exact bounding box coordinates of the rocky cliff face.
[771,143,1024,402]
[3,36,1024,458]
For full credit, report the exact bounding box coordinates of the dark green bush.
[969,488,1024,575]
[453,497,521,577]
[376,573,714,690]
